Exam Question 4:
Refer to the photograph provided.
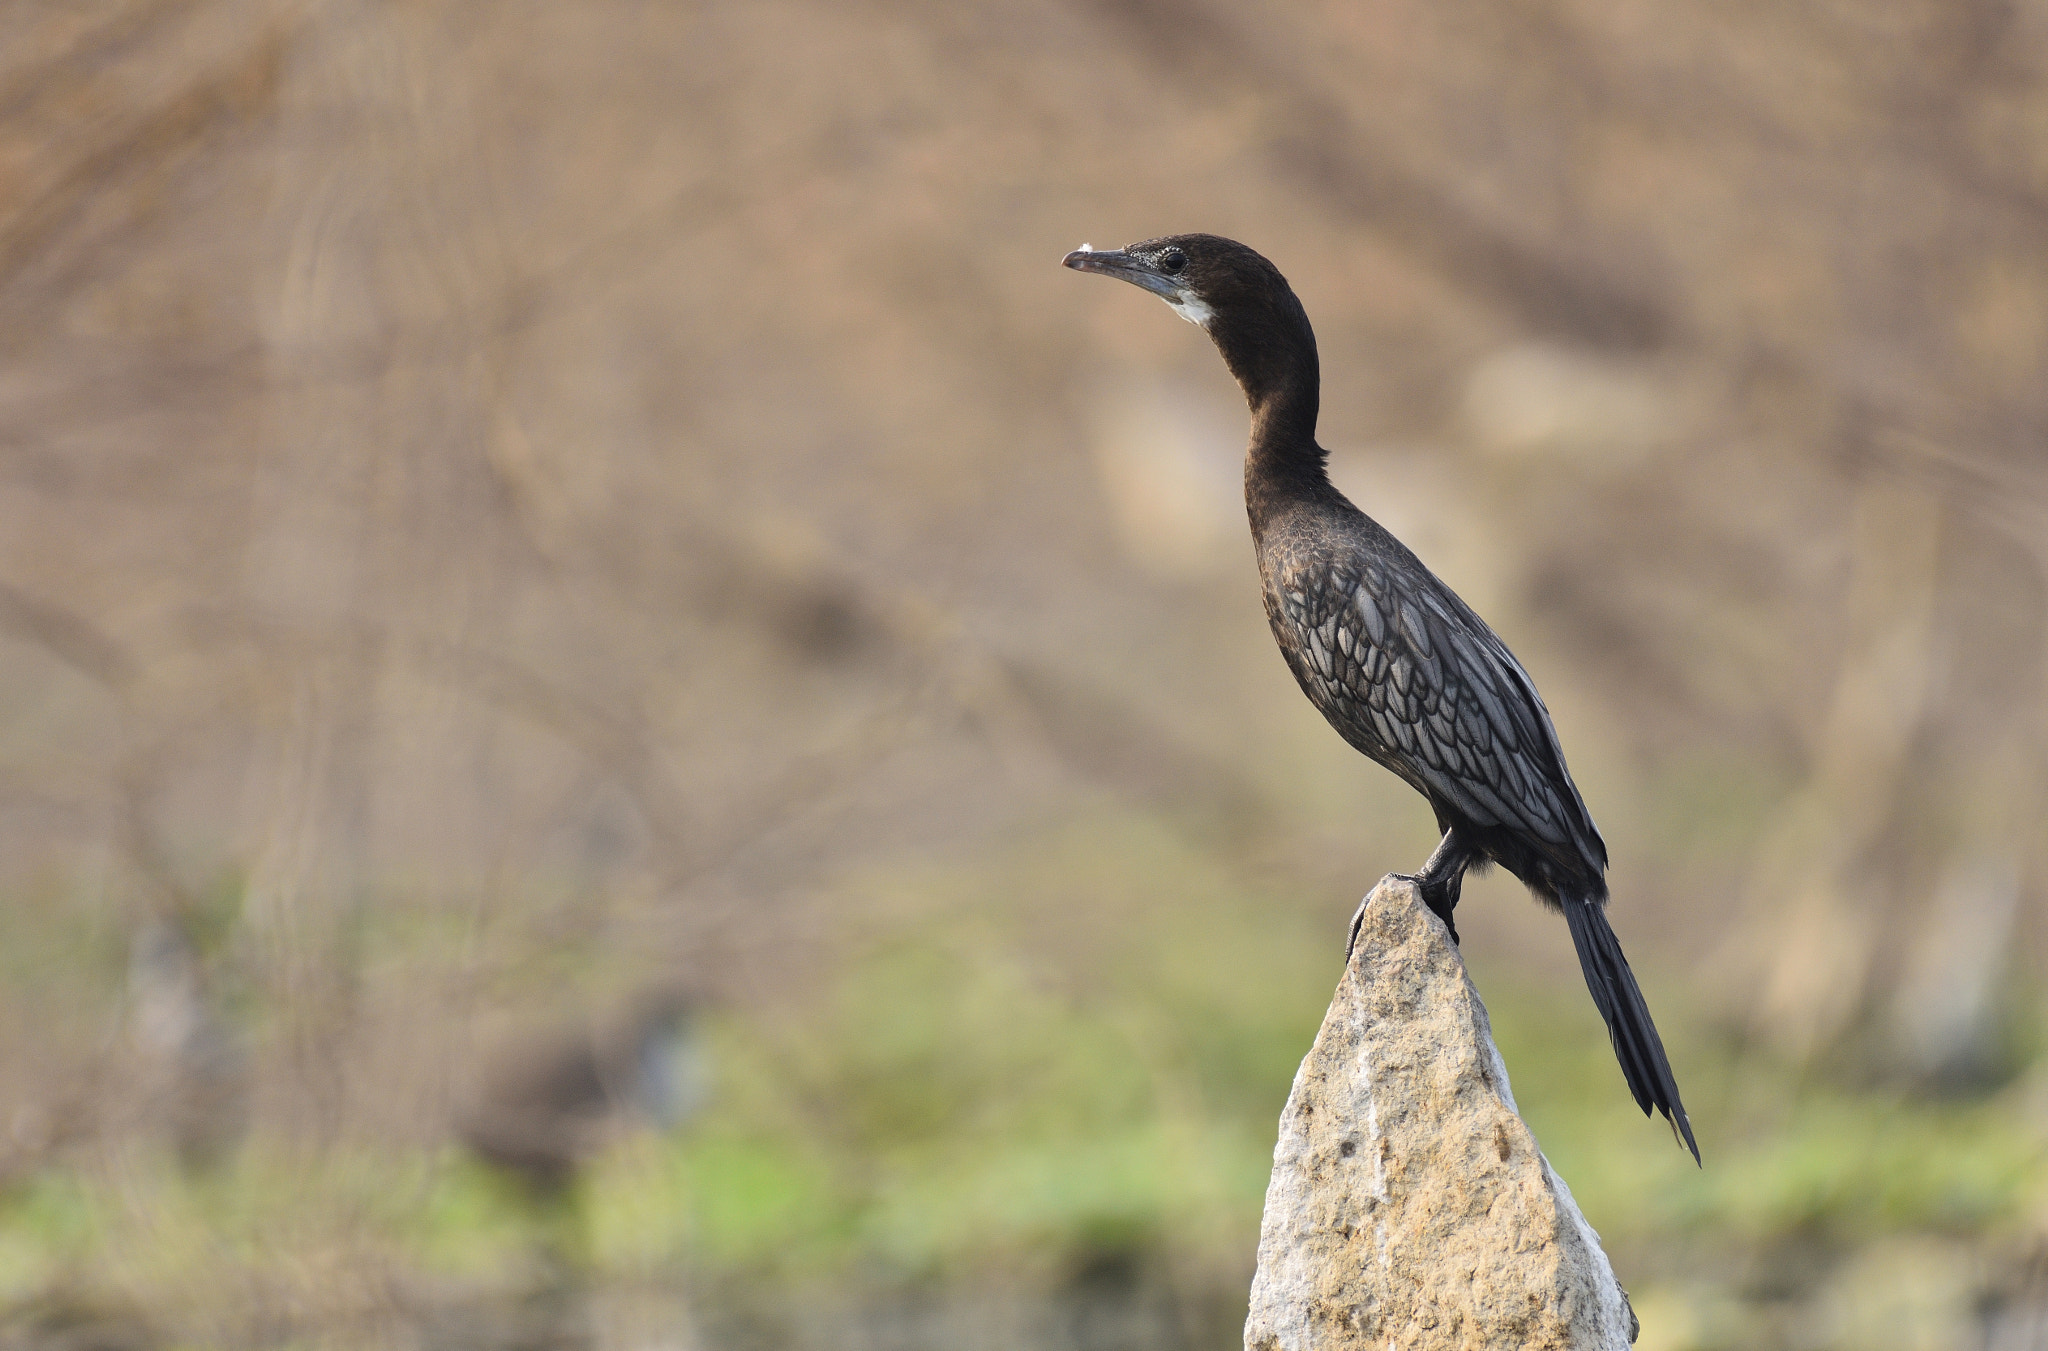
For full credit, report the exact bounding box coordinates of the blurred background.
[0,1,2045,1348]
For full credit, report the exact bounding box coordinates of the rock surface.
[1244,877,1638,1351]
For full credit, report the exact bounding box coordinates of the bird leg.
[1401,826,1471,946]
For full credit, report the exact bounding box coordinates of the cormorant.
[1064,234,1697,1162]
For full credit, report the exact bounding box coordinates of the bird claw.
[1351,872,1424,958]
[1389,870,1460,945]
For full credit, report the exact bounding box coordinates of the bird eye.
[1158,248,1187,275]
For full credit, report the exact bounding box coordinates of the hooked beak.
[1062,245,1181,299]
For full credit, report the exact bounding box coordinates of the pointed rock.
[1244,877,1638,1350]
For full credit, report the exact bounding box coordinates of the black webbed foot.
[1351,873,1460,955]
[1391,869,1462,945]
[1358,829,1472,958]
[1428,893,1462,946]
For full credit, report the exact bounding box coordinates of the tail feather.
[1562,896,1700,1165]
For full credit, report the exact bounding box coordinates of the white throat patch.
[1164,292,1215,328]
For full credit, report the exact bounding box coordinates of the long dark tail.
[1562,895,1700,1164]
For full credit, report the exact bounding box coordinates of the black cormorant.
[1064,234,1697,1162]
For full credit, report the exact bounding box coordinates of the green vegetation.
[1,811,2041,1349]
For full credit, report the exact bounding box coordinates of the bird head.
[1063,234,1317,425]
[1062,235,1222,327]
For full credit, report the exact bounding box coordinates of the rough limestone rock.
[1244,877,1638,1351]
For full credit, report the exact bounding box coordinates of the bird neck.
[1212,317,1328,527]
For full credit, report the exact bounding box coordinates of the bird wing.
[1277,553,1606,874]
